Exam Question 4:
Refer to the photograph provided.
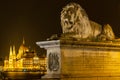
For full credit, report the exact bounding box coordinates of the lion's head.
[61,3,92,39]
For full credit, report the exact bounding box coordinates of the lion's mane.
[61,3,93,39]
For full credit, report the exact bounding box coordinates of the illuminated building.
[33,53,40,68]
[8,46,14,68]
[4,38,47,72]
[4,60,9,68]
[0,58,3,71]
[17,38,29,59]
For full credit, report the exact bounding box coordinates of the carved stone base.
[36,40,61,79]
[37,40,120,79]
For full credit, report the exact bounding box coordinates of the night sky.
[0,0,120,58]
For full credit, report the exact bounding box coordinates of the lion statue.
[61,3,93,39]
[60,3,115,41]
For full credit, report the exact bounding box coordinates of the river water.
[1,72,44,80]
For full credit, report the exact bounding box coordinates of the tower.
[4,56,9,70]
[13,45,16,59]
[17,38,29,59]
[12,45,16,68]
[9,46,13,68]
[23,37,25,45]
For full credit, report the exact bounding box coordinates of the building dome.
[33,53,39,64]
[33,56,39,60]
[33,52,39,60]
[17,38,29,59]
[19,44,29,52]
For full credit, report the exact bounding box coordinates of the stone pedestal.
[37,40,120,80]
[36,40,61,78]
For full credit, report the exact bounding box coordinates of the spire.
[9,46,13,68]
[23,37,25,45]
[9,46,12,56]
[13,45,16,59]
[13,45,15,54]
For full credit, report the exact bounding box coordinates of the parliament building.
[4,39,47,72]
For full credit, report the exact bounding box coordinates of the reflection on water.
[2,72,44,80]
